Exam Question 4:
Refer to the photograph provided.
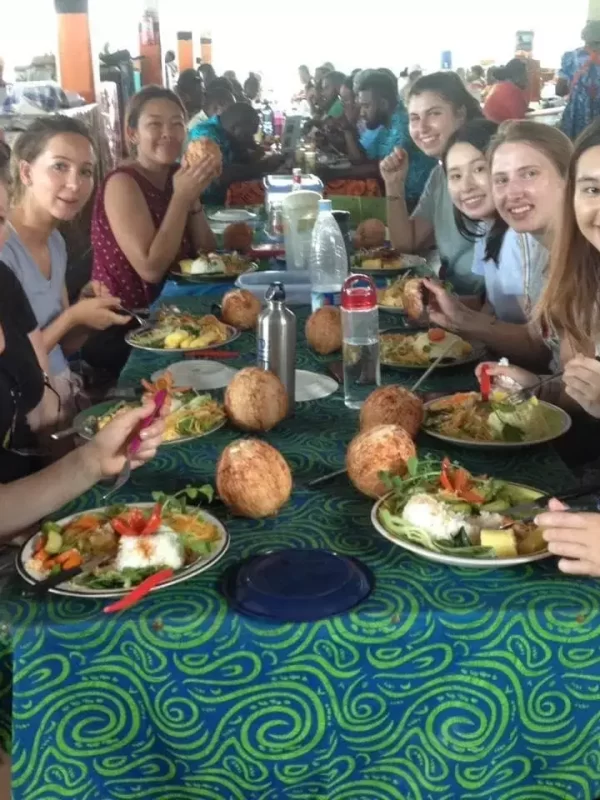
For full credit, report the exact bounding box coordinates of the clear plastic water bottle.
[341,275,381,409]
[309,198,348,311]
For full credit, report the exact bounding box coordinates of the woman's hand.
[563,354,600,418]
[422,278,470,332]
[82,400,165,480]
[70,296,131,331]
[474,361,539,390]
[537,499,600,576]
[173,155,221,203]
[79,280,111,300]
[380,147,409,195]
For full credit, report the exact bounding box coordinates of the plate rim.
[170,261,259,283]
[209,209,257,222]
[371,487,552,568]
[16,503,230,599]
[125,322,240,353]
[72,398,227,445]
[421,393,572,448]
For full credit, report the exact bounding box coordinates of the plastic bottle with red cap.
[341,274,381,409]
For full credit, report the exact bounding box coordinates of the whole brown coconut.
[225,367,288,431]
[221,288,261,330]
[184,138,223,175]
[346,424,416,499]
[305,306,342,355]
[356,218,386,249]
[223,222,254,253]
[216,439,292,518]
[360,386,423,438]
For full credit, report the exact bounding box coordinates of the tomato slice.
[428,328,446,343]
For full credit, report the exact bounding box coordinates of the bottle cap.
[265,282,286,302]
[318,198,332,213]
[341,274,377,311]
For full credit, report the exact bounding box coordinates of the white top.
[471,227,548,324]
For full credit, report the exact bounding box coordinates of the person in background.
[90,86,218,371]
[244,73,261,106]
[197,62,217,88]
[467,65,486,101]
[320,71,345,118]
[312,77,364,162]
[381,71,484,293]
[557,20,600,140]
[2,117,130,413]
[424,119,570,369]
[483,58,529,123]
[176,68,204,128]
[400,65,424,104]
[223,70,237,84]
[189,102,283,205]
[226,76,246,102]
[481,119,600,476]
[204,85,235,122]
[164,50,178,91]
[357,71,436,207]
[292,64,315,110]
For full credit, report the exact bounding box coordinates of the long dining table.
[1,284,600,800]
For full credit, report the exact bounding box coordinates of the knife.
[31,555,108,596]
[503,486,600,521]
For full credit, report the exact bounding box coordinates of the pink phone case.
[129,389,167,455]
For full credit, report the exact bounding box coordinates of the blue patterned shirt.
[359,103,436,202]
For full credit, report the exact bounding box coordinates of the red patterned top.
[91,165,193,308]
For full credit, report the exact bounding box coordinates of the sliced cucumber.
[45,529,63,555]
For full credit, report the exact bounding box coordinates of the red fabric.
[225,181,265,207]
[91,165,194,308]
[483,82,529,123]
[324,179,382,197]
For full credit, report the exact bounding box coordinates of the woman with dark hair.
[483,58,529,123]
[198,62,217,88]
[425,120,572,367]
[381,71,484,293]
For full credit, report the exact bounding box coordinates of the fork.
[101,390,168,501]
[119,306,149,328]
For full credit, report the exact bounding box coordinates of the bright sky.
[0,0,590,96]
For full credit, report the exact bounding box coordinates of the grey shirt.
[1,228,68,375]
[412,164,483,295]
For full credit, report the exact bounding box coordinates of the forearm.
[136,195,191,283]
[0,445,100,539]
[459,312,551,371]
[60,326,90,355]
[42,306,80,354]
[189,206,217,253]
[387,191,417,252]
[344,132,365,164]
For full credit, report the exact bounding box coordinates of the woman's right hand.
[475,361,538,389]
[380,147,409,194]
[173,155,221,203]
[70,296,131,331]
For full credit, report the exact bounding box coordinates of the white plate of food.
[17,498,230,599]
[209,209,258,224]
[353,249,427,276]
[371,457,552,568]
[379,327,485,370]
[377,274,423,315]
[422,391,572,449]
[171,252,259,283]
[73,373,227,445]
[126,310,239,353]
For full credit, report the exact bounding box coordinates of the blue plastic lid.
[318,199,333,212]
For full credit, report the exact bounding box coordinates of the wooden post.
[177,31,193,72]
[54,0,97,103]
[139,0,163,86]
[200,32,213,65]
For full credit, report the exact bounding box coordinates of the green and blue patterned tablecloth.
[2,295,600,800]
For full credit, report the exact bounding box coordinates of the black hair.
[341,76,354,93]
[495,58,527,85]
[244,74,260,98]
[0,140,11,188]
[442,119,507,266]
[176,68,202,94]
[409,71,483,121]
[126,85,186,129]
[470,65,485,80]
[357,71,398,109]
[204,83,235,112]
[220,102,260,132]
[323,71,345,91]
[198,62,217,85]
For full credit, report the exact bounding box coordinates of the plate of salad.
[422,391,571,448]
[73,373,226,445]
[126,310,239,353]
[17,487,230,599]
[371,457,552,568]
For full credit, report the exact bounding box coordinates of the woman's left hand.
[82,400,165,480]
[537,499,600,576]
[563,354,600,418]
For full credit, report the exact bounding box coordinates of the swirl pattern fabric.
[1,297,600,800]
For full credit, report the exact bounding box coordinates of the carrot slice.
[56,549,82,565]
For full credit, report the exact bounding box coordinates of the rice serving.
[402,494,474,542]
[115,529,184,571]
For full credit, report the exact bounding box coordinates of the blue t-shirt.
[360,103,436,202]
[188,115,232,205]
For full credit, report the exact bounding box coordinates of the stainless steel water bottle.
[257,282,296,414]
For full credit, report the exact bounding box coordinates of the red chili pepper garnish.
[103,569,174,614]
[111,518,139,537]
[479,364,491,401]
[459,488,486,505]
[141,504,162,536]
[440,458,454,492]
